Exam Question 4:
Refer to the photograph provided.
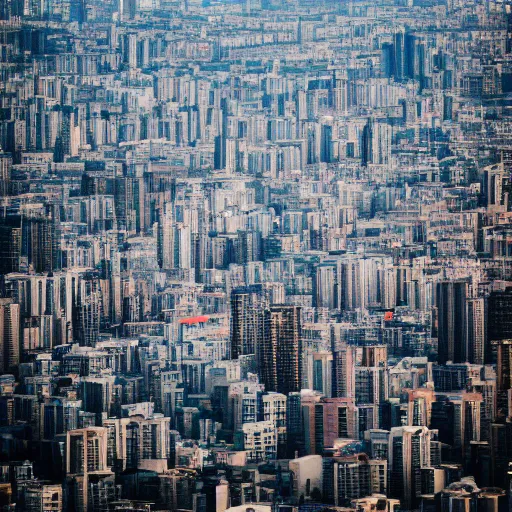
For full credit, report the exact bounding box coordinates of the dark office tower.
[230,286,266,359]
[490,423,512,489]
[466,298,486,365]
[361,119,372,167]
[54,106,77,160]
[235,231,262,264]
[443,95,453,121]
[307,126,318,165]
[0,0,9,19]
[393,31,406,81]
[431,398,454,447]
[114,176,144,234]
[78,300,100,348]
[214,99,228,170]
[320,124,332,163]
[0,298,20,373]
[488,289,512,362]
[75,274,102,347]
[214,136,224,170]
[393,30,415,81]
[53,136,65,163]
[114,176,129,231]
[436,280,468,364]
[9,0,23,17]
[286,392,304,458]
[493,340,512,420]
[70,0,86,23]
[381,42,395,78]
[0,151,12,197]
[192,232,207,283]
[355,367,387,406]
[259,306,302,395]
[509,465,512,512]
[411,37,425,88]
[468,441,492,488]
[0,216,21,275]
[389,426,432,510]
[22,206,61,274]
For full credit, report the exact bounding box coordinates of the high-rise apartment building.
[0,298,20,373]
[259,305,302,395]
[21,205,61,274]
[406,389,435,427]
[332,342,356,399]
[230,286,266,359]
[334,454,387,506]
[23,483,63,512]
[103,415,171,471]
[66,428,114,512]
[466,298,486,365]
[388,426,433,510]
[312,398,359,454]
[241,421,277,463]
[0,151,12,197]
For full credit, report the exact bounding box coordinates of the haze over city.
[0,0,511,511]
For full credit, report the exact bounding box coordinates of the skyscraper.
[286,392,304,458]
[313,397,359,453]
[0,151,12,197]
[23,483,63,512]
[488,288,512,363]
[66,428,114,512]
[332,342,356,399]
[312,351,333,397]
[0,215,21,275]
[466,297,486,365]
[436,280,468,364]
[21,204,61,274]
[230,286,266,360]
[334,454,385,506]
[389,426,432,510]
[259,305,302,395]
[0,298,20,373]
[493,339,512,420]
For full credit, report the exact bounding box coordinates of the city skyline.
[0,0,511,511]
